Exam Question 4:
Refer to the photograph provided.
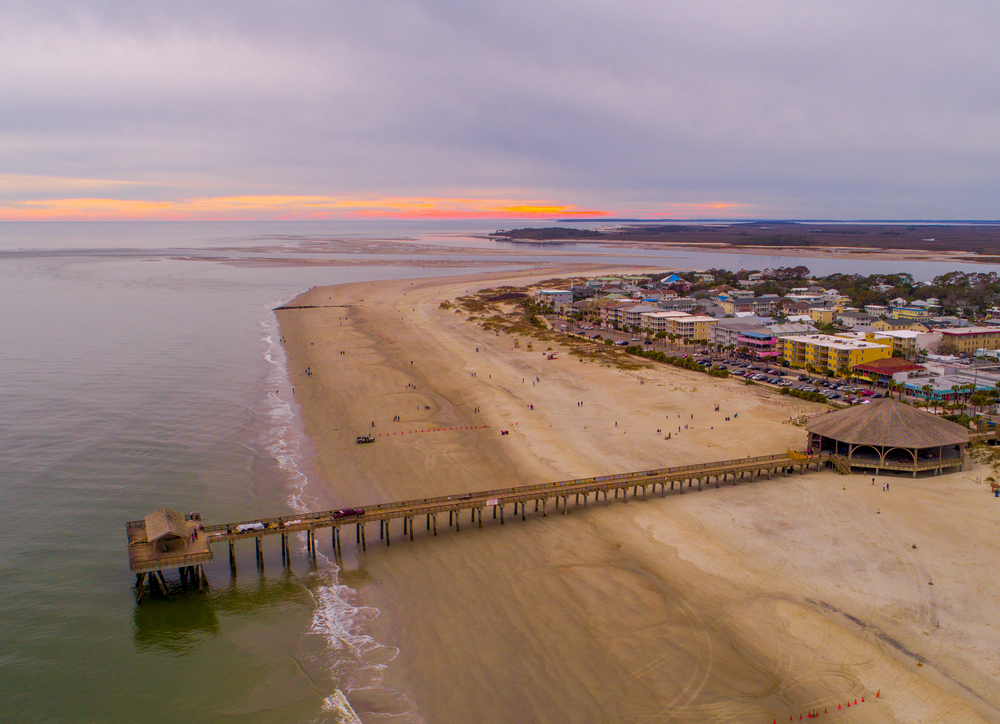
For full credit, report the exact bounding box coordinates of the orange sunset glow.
[0,194,613,221]
[0,185,751,221]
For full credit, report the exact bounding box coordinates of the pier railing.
[199,451,814,534]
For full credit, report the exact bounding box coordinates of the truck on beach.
[356,435,375,444]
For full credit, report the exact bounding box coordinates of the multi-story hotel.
[939,326,1000,354]
[780,334,892,376]
[667,315,718,341]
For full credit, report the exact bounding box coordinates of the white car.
[236,522,266,533]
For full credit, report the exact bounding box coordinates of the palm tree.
[922,384,935,413]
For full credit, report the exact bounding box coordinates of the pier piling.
[128,451,836,599]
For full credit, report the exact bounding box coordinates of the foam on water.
[259,306,423,723]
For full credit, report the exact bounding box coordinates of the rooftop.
[806,398,968,448]
[940,326,1000,336]
[783,334,891,351]
[853,358,924,374]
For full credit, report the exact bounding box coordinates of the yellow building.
[720,298,754,315]
[871,319,930,333]
[667,315,718,341]
[837,330,920,359]
[809,307,835,325]
[939,327,1000,354]
[891,307,932,320]
[781,334,892,376]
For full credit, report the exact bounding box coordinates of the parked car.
[236,522,266,533]
[356,435,375,444]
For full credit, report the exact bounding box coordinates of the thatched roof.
[144,508,187,543]
[807,398,968,448]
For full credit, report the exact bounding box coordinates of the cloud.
[1,1,999,218]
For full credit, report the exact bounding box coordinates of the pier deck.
[126,451,829,582]
[127,517,213,573]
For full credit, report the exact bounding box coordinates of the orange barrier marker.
[853,699,857,705]
[876,690,880,697]
[837,704,841,710]
[861,697,864,702]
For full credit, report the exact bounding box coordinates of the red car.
[332,508,365,519]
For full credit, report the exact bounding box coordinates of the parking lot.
[559,324,890,405]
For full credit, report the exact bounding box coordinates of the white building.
[535,289,573,311]
[639,310,690,332]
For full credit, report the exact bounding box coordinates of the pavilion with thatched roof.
[806,398,969,476]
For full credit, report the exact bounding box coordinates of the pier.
[126,451,832,601]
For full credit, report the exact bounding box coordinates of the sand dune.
[279,268,1000,724]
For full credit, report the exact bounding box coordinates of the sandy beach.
[279,268,1000,724]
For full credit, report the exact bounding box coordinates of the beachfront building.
[768,322,819,338]
[939,327,1000,354]
[666,315,718,341]
[736,329,780,358]
[601,303,634,327]
[780,334,891,376]
[806,398,968,476]
[713,319,769,348]
[621,304,661,328]
[534,289,573,311]
[865,304,889,317]
[639,310,689,332]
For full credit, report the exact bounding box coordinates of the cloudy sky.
[2,1,998,220]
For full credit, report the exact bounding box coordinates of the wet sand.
[279,268,1000,724]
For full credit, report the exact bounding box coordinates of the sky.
[2,1,999,221]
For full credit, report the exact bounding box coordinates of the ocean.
[1,221,996,724]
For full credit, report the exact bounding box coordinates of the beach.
[279,268,1000,724]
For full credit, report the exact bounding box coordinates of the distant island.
[491,222,1000,258]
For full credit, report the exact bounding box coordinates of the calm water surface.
[0,221,993,723]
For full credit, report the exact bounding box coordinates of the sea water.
[1,221,996,724]
[0,224,514,724]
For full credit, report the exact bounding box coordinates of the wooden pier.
[126,451,832,601]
